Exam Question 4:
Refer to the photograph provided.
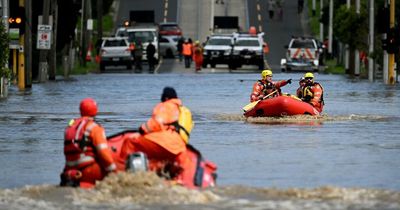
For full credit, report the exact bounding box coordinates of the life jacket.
[170,105,194,144]
[64,118,97,169]
[258,80,279,97]
[302,82,324,104]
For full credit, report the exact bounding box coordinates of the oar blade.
[242,101,258,112]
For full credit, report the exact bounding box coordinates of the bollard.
[38,62,48,82]
[63,56,69,79]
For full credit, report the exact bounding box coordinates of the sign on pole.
[37,25,52,50]
[9,28,20,49]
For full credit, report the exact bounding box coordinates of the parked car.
[115,26,160,64]
[159,35,180,58]
[280,37,321,72]
[230,32,265,70]
[202,34,234,68]
[158,22,182,36]
[99,37,133,71]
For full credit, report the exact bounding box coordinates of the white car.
[159,35,180,58]
[202,34,233,68]
[231,33,265,70]
[280,37,321,72]
[99,37,133,71]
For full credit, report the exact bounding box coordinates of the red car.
[158,22,182,36]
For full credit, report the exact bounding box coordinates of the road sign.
[9,28,20,49]
[37,25,52,50]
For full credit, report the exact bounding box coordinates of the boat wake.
[214,113,397,125]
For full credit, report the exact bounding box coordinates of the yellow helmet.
[304,72,314,79]
[261,69,273,79]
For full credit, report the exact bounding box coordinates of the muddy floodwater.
[1,72,399,209]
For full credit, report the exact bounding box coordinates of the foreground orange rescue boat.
[107,130,217,189]
[243,95,320,117]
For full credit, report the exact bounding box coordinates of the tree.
[333,5,368,51]
[0,22,11,80]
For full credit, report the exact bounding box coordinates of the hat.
[161,87,178,102]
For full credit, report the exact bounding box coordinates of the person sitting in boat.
[296,77,306,98]
[299,72,324,112]
[250,69,292,102]
[60,98,116,188]
[121,87,193,184]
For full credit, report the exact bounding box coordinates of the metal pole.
[368,0,374,82]
[388,0,395,84]
[328,0,333,55]
[345,0,350,73]
[354,0,360,76]
[80,0,85,65]
[383,1,388,84]
[312,0,316,16]
[319,0,323,41]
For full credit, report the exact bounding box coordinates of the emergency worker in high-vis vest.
[299,72,324,112]
[60,98,116,188]
[121,87,194,183]
[250,69,292,102]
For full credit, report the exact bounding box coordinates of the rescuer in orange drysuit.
[120,87,189,182]
[296,77,306,98]
[250,69,291,102]
[299,72,324,113]
[192,40,203,71]
[60,98,116,188]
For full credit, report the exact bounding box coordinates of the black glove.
[138,126,145,135]
[287,79,292,84]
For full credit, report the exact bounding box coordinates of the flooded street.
[1,70,400,209]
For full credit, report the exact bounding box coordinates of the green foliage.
[0,22,11,79]
[324,59,345,74]
[333,5,368,51]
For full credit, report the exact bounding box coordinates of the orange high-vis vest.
[182,43,193,56]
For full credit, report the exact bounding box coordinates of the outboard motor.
[126,152,149,172]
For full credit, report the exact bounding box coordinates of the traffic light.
[386,27,399,54]
[9,6,25,35]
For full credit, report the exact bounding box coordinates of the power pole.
[345,0,350,74]
[387,0,395,85]
[38,0,50,82]
[97,0,103,39]
[48,0,57,80]
[368,0,374,82]
[319,0,323,41]
[24,0,31,87]
[383,1,389,83]
[328,0,333,56]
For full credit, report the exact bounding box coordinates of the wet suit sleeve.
[89,125,116,173]
[310,84,323,106]
[250,82,264,102]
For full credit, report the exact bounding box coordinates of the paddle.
[242,90,278,112]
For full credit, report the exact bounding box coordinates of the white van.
[115,26,159,64]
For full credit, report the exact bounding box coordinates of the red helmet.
[79,98,98,117]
